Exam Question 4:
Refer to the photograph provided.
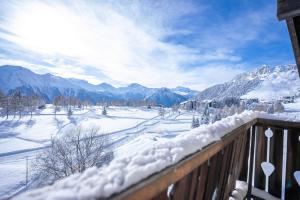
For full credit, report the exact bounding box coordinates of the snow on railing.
[14,111,299,200]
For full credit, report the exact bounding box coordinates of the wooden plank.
[223,134,244,200]
[239,128,251,181]
[269,129,284,198]
[254,126,267,190]
[188,167,200,200]
[203,153,221,200]
[216,143,233,199]
[236,131,249,178]
[229,135,244,192]
[194,163,209,200]
[173,172,191,200]
[230,131,248,195]
[247,126,256,199]
[285,129,300,199]
[151,190,168,200]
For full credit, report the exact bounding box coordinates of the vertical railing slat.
[285,129,300,199]
[203,152,222,200]
[188,167,200,200]
[254,126,267,190]
[194,162,209,200]
[247,126,256,200]
[269,128,284,197]
[217,143,233,199]
[173,171,192,200]
[239,128,251,181]
[223,134,243,199]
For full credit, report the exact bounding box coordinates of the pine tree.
[191,116,200,128]
[191,116,196,128]
[68,108,73,117]
[201,104,210,124]
[158,107,165,118]
[102,106,107,115]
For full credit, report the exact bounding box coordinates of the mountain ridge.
[0,65,199,106]
[195,64,299,101]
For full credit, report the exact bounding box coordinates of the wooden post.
[247,126,256,199]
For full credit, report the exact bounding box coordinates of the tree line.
[0,90,44,119]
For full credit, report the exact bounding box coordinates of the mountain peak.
[97,82,115,90]
[128,83,144,88]
[0,65,33,73]
[255,65,272,75]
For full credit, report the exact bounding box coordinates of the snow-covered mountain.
[146,88,187,107]
[171,86,199,98]
[0,65,198,106]
[195,64,300,101]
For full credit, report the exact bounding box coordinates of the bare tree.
[0,90,5,117]
[158,107,165,118]
[53,96,61,117]
[24,95,40,118]
[10,91,22,118]
[3,95,11,119]
[0,90,4,107]
[33,127,113,185]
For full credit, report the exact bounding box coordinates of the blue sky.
[0,0,295,90]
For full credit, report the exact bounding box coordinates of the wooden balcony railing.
[108,118,300,200]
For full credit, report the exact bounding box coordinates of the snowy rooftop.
[14,111,300,200]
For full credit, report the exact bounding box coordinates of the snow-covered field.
[1,101,300,199]
[0,105,197,199]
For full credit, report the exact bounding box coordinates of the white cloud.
[0,0,277,90]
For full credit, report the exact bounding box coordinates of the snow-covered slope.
[0,65,198,106]
[171,86,199,98]
[146,88,187,106]
[195,65,300,101]
[242,65,300,100]
[0,65,79,93]
[0,65,81,101]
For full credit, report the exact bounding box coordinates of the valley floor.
[0,105,201,199]
[1,101,300,199]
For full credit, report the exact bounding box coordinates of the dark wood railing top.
[256,117,300,130]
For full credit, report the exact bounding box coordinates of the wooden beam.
[286,17,300,76]
[277,0,300,20]
[256,118,300,130]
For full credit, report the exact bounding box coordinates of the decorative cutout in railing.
[261,128,275,192]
